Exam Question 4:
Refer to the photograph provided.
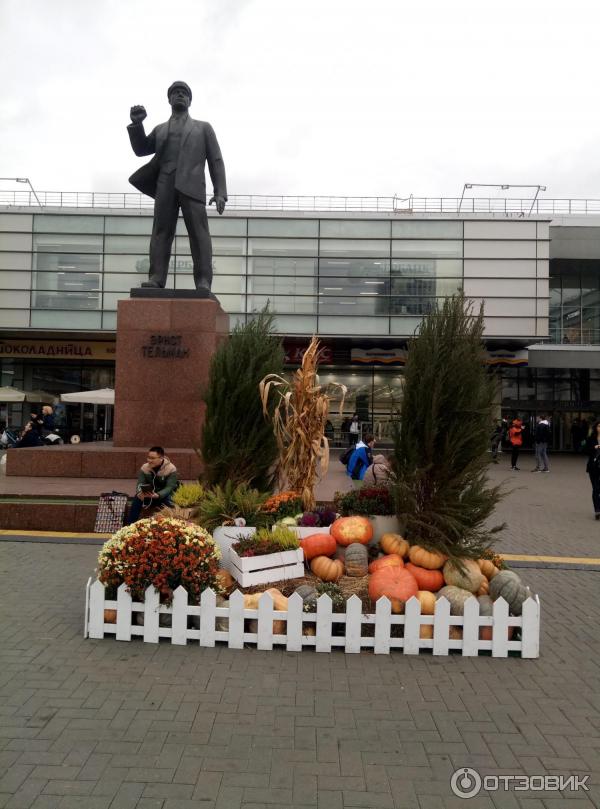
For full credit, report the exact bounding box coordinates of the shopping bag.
[94,491,129,533]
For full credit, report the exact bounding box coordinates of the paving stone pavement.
[1,467,600,809]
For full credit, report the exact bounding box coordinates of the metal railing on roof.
[2,189,600,215]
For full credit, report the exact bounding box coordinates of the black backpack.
[339,446,354,465]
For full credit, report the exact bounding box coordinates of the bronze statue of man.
[127,81,227,294]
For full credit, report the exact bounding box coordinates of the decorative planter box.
[229,547,305,587]
[286,526,331,539]
[85,579,540,658]
[212,526,256,573]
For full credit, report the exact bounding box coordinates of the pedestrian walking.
[490,420,503,463]
[532,414,551,472]
[348,413,360,446]
[585,422,600,520]
[509,417,523,471]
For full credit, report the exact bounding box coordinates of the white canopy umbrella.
[0,386,26,402]
[61,389,115,441]
[25,390,57,403]
[61,388,115,405]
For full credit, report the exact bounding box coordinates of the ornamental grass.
[260,335,346,511]
[97,516,222,605]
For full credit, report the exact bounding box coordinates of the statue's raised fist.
[130,105,147,124]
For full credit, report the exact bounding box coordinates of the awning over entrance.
[527,343,600,369]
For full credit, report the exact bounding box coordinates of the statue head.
[167,81,192,111]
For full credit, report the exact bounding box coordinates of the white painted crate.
[85,580,541,658]
[288,526,331,539]
[211,526,256,573]
[229,547,305,587]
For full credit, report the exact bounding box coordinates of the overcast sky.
[1,0,599,202]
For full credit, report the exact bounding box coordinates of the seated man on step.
[126,446,179,524]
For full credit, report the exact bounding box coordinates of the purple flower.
[299,512,320,527]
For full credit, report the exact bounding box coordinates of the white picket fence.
[84,579,541,657]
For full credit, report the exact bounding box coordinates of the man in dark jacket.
[127,81,227,293]
[533,415,551,472]
[126,446,179,524]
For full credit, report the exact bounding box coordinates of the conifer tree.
[391,295,504,559]
[200,309,284,490]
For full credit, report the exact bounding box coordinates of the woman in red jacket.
[509,417,523,471]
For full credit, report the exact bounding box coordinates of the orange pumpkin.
[300,532,336,561]
[104,609,117,624]
[368,567,418,614]
[416,590,437,615]
[331,516,373,547]
[408,545,447,570]
[310,556,344,582]
[368,553,404,574]
[476,578,489,596]
[405,562,444,592]
[215,568,234,591]
[419,625,434,640]
[380,533,409,557]
[477,559,499,580]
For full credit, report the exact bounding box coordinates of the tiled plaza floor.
[1,454,599,808]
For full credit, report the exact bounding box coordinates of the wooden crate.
[229,547,305,587]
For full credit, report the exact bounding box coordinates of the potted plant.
[229,525,304,586]
[334,486,400,543]
[196,482,270,571]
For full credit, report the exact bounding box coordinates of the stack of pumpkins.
[299,515,374,582]
[367,532,532,640]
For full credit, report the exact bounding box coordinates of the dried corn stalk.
[260,335,346,511]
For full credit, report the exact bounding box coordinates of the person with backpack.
[508,417,523,471]
[585,422,600,520]
[346,434,375,484]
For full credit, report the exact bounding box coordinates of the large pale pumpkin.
[437,585,474,616]
[419,625,434,640]
[345,543,369,577]
[331,516,373,547]
[477,578,489,596]
[368,567,418,614]
[405,562,444,592]
[489,570,531,616]
[311,556,344,582]
[245,588,287,633]
[408,545,447,570]
[380,533,409,557]
[300,532,336,561]
[368,553,404,574]
[416,590,436,615]
[443,559,484,593]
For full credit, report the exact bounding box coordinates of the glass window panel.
[318,297,389,316]
[247,294,317,315]
[561,278,581,308]
[104,235,149,253]
[103,274,173,292]
[102,312,117,330]
[319,239,389,258]
[247,237,317,257]
[392,221,462,238]
[248,257,317,276]
[213,293,245,313]
[34,214,103,233]
[32,290,101,310]
[30,310,102,328]
[501,368,519,400]
[1,233,33,251]
[35,253,102,273]
[582,307,600,344]
[260,314,317,333]
[33,234,102,253]
[318,277,389,296]
[319,258,390,277]
[172,274,244,294]
[519,368,536,401]
[213,256,246,275]
[390,277,461,296]
[390,316,426,335]
[389,296,436,316]
[391,258,462,277]
[319,220,390,238]
[0,309,29,327]
[0,252,31,270]
[175,236,246,255]
[0,291,30,307]
[104,254,169,274]
[581,274,600,307]
[104,216,153,235]
[247,276,317,296]
[318,316,389,335]
[248,219,318,237]
[176,216,247,236]
[549,312,561,343]
[34,271,101,291]
[536,373,553,401]
[392,240,462,258]
[0,271,31,289]
[0,214,32,232]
